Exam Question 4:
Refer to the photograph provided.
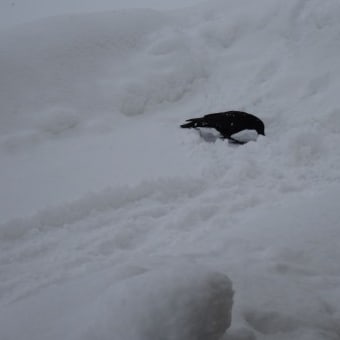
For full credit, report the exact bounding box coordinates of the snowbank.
[0,265,233,340]
[1,0,340,339]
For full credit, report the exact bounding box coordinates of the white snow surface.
[1,0,340,339]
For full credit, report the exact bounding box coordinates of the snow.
[0,264,233,340]
[231,130,259,143]
[0,0,203,30]
[1,0,340,339]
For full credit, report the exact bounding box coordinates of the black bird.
[180,111,265,144]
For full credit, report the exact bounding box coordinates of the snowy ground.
[1,0,340,339]
[0,0,203,30]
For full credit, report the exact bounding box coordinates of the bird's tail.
[180,118,207,129]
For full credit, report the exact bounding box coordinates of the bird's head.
[256,120,265,136]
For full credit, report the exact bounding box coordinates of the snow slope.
[0,0,203,30]
[1,0,340,339]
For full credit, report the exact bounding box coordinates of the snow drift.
[1,0,340,339]
[0,265,233,340]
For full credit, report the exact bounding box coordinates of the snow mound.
[231,130,259,143]
[1,0,340,340]
[0,264,233,340]
[79,265,233,340]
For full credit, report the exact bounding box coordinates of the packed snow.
[1,0,340,339]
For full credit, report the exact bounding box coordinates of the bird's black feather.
[180,111,265,141]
